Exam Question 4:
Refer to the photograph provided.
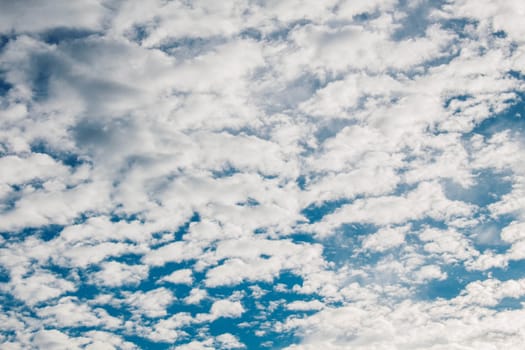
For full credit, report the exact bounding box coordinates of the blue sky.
[1,1,525,349]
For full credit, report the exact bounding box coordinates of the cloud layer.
[1,0,525,349]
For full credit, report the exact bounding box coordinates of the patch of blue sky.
[44,260,76,279]
[470,216,515,254]
[392,181,420,196]
[253,227,268,235]
[415,239,525,304]
[466,92,525,138]
[419,265,485,300]
[0,34,9,51]
[407,218,449,232]
[0,328,17,343]
[491,259,525,280]
[69,212,100,226]
[351,249,390,271]
[143,261,198,292]
[126,24,149,44]
[322,223,378,266]
[239,27,262,41]
[0,265,9,283]
[67,282,102,304]
[0,224,64,243]
[171,211,201,241]
[286,232,316,245]
[508,70,525,81]
[27,52,62,102]
[391,0,448,40]
[0,189,23,213]
[95,270,315,349]
[157,36,228,60]
[399,50,463,80]
[319,10,381,32]
[264,19,311,42]
[351,11,380,23]
[314,118,358,143]
[492,30,508,39]
[107,253,145,266]
[72,117,119,149]
[494,296,525,311]
[271,74,326,112]
[206,273,313,349]
[0,76,12,96]
[442,169,513,207]
[440,18,478,39]
[0,292,38,318]
[295,175,307,191]
[109,212,143,223]
[211,165,240,179]
[40,27,98,45]
[443,94,473,110]
[30,142,86,168]
[301,198,351,224]
[236,197,261,207]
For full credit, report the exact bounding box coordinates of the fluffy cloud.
[158,268,193,285]
[91,261,149,287]
[124,288,175,318]
[209,300,245,320]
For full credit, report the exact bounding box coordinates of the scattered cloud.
[1,0,525,349]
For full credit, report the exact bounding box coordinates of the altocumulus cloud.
[0,0,525,349]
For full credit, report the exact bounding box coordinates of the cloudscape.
[1,1,525,349]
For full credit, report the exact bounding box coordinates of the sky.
[0,0,525,349]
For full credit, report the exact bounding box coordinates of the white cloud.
[216,333,245,349]
[184,288,208,305]
[37,297,121,329]
[209,300,245,320]
[0,180,112,232]
[419,227,478,263]
[28,329,137,350]
[467,220,525,271]
[0,0,107,33]
[4,271,76,306]
[172,339,214,350]
[308,182,476,236]
[362,225,410,252]
[203,238,325,287]
[442,0,525,42]
[124,288,175,318]
[158,269,193,285]
[32,329,87,350]
[55,241,145,268]
[286,300,325,311]
[452,278,525,307]
[282,299,525,349]
[141,241,202,267]
[91,261,149,287]
[414,264,447,283]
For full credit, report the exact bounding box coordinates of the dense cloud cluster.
[0,0,524,349]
